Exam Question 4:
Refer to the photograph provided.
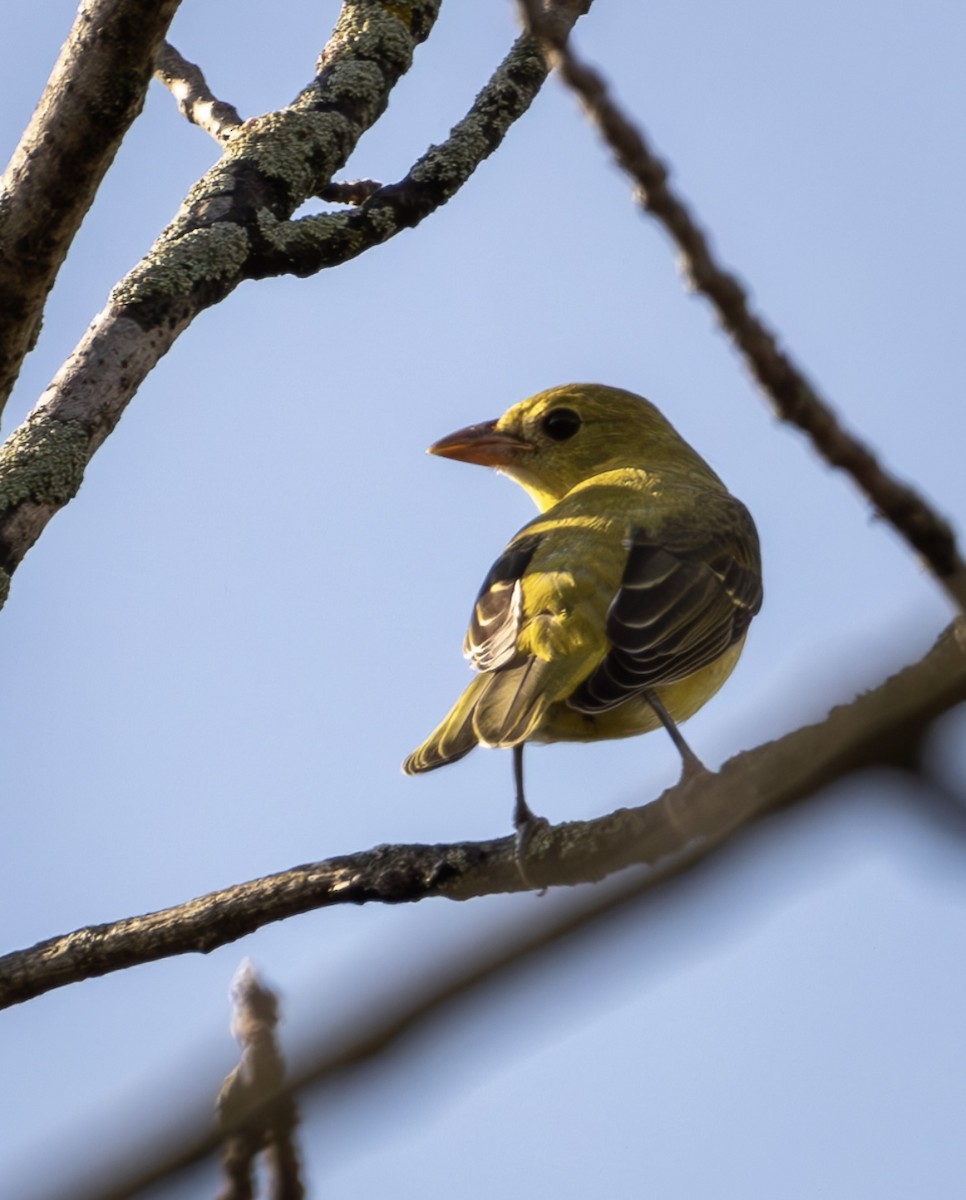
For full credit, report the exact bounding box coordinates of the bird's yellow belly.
[530,638,746,744]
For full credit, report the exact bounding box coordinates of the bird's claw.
[514,813,549,892]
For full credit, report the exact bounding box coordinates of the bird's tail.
[402,660,554,775]
[402,675,488,774]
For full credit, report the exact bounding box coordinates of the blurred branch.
[0,0,182,418]
[520,0,966,613]
[0,2,589,610]
[38,744,964,1200]
[47,867,734,1200]
[3,620,964,1011]
[154,42,244,143]
[216,963,303,1200]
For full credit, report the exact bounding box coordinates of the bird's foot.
[678,748,709,785]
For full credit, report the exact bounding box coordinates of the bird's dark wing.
[569,496,762,713]
[463,533,542,672]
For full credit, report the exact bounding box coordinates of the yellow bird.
[404,384,762,857]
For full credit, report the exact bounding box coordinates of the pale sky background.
[3,2,966,1197]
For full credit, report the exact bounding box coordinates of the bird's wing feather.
[456,532,566,746]
[463,534,542,671]
[569,495,762,713]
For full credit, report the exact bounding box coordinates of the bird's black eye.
[542,407,581,441]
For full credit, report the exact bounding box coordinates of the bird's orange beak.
[428,420,535,468]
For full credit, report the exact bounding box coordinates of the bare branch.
[41,745,965,1200]
[520,0,966,612]
[2,619,964,1011]
[0,0,182,418]
[48,870,740,1200]
[154,41,244,143]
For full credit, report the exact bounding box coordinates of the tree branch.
[0,0,182,419]
[154,41,244,143]
[318,178,384,205]
[242,18,586,277]
[521,0,966,613]
[216,963,303,1200]
[49,862,761,1200]
[0,2,592,610]
[39,718,966,1200]
[3,619,963,1011]
[0,0,441,606]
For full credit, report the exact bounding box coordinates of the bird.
[403,383,762,874]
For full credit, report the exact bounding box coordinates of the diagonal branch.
[0,0,441,608]
[520,0,966,613]
[2,619,963,1011]
[51,856,776,1200]
[0,0,183,419]
[154,41,244,143]
[0,2,591,612]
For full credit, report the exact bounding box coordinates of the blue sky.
[3,2,965,1197]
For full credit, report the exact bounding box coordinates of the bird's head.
[428,383,720,511]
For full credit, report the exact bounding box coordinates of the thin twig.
[520,0,966,613]
[154,42,244,143]
[216,963,303,1200]
[319,178,383,204]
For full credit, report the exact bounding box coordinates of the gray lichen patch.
[258,205,394,264]
[0,414,89,512]
[226,109,356,200]
[112,223,250,308]
[304,59,387,111]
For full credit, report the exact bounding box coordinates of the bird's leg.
[512,742,536,828]
[512,743,547,888]
[644,688,707,783]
